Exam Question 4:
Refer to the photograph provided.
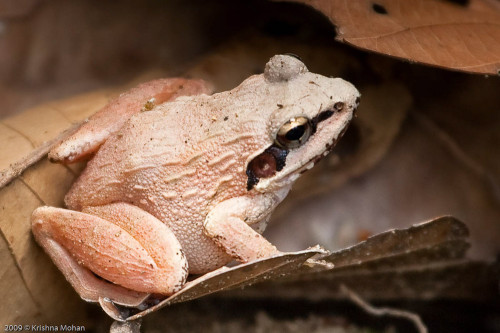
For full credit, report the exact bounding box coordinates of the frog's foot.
[31,203,188,305]
[49,78,213,163]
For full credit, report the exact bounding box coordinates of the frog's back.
[64,102,190,210]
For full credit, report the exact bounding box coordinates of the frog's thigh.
[203,195,281,263]
[32,203,188,298]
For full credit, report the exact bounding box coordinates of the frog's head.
[246,54,360,192]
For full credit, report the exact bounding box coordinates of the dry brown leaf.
[0,89,115,324]
[0,89,114,188]
[231,217,498,302]
[294,0,500,75]
[0,164,87,324]
[321,216,469,269]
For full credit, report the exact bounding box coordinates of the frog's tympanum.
[32,55,360,305]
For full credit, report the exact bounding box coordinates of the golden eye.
[275,116,312,149]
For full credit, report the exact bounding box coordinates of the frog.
[31,54,360,307]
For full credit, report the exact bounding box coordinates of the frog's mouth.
[296,135,340,172]
[300,122,351,171]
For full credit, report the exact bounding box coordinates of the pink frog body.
[32,55,360,306]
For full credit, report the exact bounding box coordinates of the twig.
[0,122,81,188]
[340,284,428,333]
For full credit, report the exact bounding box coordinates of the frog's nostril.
[333,102,344,111]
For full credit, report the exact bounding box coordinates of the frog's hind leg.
[49,78,213,163]
[31,203,188,305]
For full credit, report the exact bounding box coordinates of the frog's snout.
[264,54,308,83]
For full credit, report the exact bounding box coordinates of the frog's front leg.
[203,191,289,262]
[31,203,188,305]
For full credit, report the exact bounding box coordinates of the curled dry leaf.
[319,215,469,270]
[231,216,498,302]
[293,0,500,75]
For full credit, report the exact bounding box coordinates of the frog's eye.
[276,116,312,149]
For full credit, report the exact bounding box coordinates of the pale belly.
[138,199,233,275]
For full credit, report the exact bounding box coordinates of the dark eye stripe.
[317,110,334,123]
[311,109,335,134]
